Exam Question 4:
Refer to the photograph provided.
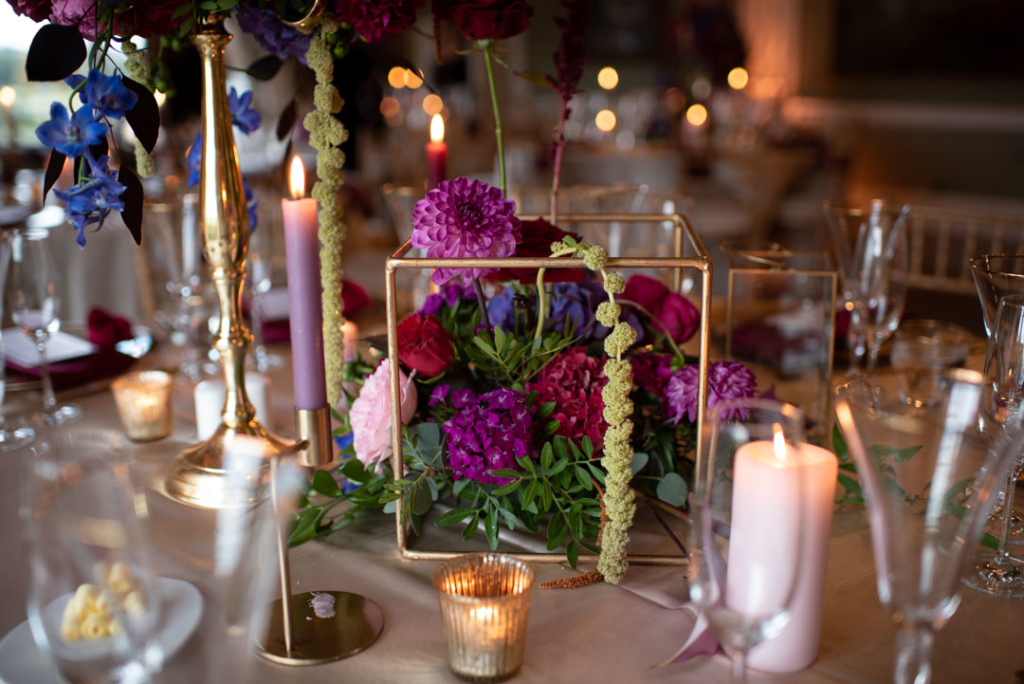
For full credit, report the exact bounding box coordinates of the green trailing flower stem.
[481,41,506,196]
[534,247,577,339]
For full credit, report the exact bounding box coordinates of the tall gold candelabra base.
[164,421,288,508]
[255,591,385,666]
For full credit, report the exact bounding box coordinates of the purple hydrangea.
[411,178,522,286]
[421,281,475,316]
[439,387,535,485]
[235,7,312,64]
[665,361,757,425]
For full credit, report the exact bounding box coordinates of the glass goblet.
[687,397,808,684]
[247,222,283,372]
[824,200,910,374]
[0,233,34,449]
[835,370,1022,684]
[7,227,80,425]
[23,429,164,683]
[963,294,1024,597]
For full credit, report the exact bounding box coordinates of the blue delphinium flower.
[54,155,126,247]
[35,103,108,157]
[84,70,137,119]
[486,286,516,331]
[228,88,261,135]
[235,6,312,64]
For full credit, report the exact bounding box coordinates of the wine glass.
[22,429,164,683]
[7,228,81,425]
[835,370,1022,684]
[824,200,910,374]
[247,222,283,372]
[962,294,1024,597]
[969,254,1024,542]
[0,232,35,449]
[687,397,808,683]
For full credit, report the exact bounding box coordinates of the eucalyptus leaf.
[630,451,650,476]
[656,472,689,507]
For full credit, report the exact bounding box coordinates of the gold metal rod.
[398,548,686,565]
[385,264,408,554]
[270,456,294,655]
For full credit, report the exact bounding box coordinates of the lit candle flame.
[288,156,306,200]
[430,114,444,144]
[772,422,788,463]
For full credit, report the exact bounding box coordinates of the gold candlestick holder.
[164,16,287,507]
[254,425,384,666]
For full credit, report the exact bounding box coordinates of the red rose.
[656,293,699,344]
[489,218,584,283]
[434,0,533,41]
[87,307,133,348]
[623,273,668,312]
[397,313,455,377]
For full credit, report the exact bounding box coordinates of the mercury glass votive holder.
[111,371,174,442]
[433,554,537,683]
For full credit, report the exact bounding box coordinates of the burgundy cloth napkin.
[5,308,137,390]
[262,279,370,344]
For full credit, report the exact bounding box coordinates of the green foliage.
[464,323,578,390]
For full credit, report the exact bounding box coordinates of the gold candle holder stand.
[254,436,385,666]
[164,16,287,507]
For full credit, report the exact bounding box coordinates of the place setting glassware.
[6,227,81,426]
[687,397,808,683]
[0,231,34,450]
[970,254,1024,543]
[961,294,1024,597]
[824,199,911,375]
[247,221,284,372]
[835,369,1024,684]
[21,429,166,684]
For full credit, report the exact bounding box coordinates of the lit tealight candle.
[426,114,447,191]
[282,156,328,411]
[111,371,174,442]
[342,320,359,360]
[434,554,536,682]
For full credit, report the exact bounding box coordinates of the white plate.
[0,578,203,684]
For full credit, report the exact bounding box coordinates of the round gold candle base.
[163,421,289,508]
[255,591,385,666]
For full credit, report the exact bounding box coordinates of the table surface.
[0,347,1022,684]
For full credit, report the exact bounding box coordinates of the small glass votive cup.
[111,370,174,442]
[433,554,537,683]
[891,320,974,408]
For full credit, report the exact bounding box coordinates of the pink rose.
[656,293,699,344]
[349,359,417,471]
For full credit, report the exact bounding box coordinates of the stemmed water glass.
[835,370,1022,684]
[970,254,1024,543]
[0,232,35,449]
[824,200,910,374]
[687,398,808,683]
[248,223,283,372]
[962,294,1024,597]
[7,228,81,425]
[23,429,164,683]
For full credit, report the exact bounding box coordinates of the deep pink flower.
[411,178,521,286]
[7,0,52,22]
[622,274,699,344]
[632,352,672,396]
[349,359,417,471]
[526,346,608,449]
[665,361,757,425]
[49,0,99,39]
[335,0,424,43]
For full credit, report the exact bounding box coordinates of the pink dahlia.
[335,0,424,43]
[411,178,521,286]
[665,361,756,425]
[526,346,608,449]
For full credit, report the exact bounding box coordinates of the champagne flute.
[0,232,34,449]
[963,294,1024,597]
[7,227,80,426]
[687,398,808,683]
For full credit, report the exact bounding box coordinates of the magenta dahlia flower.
[526,346,608,449]
[665,361,756,425]
[411,178,522,286]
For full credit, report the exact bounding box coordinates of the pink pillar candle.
[282,156,328,410]
[427,114,447,191]
[727,441,837,673]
